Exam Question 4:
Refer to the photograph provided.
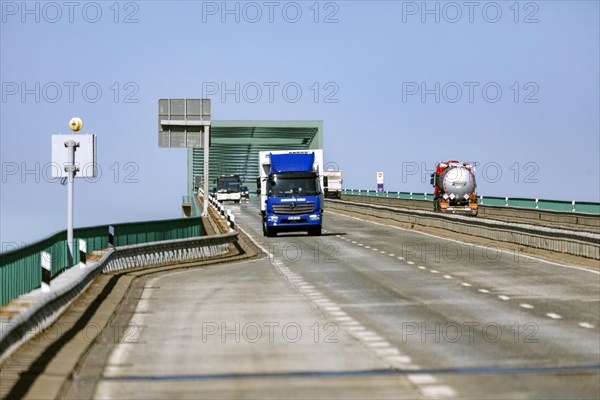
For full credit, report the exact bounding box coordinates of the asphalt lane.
[88,198,599,399]
[233,199,600,399]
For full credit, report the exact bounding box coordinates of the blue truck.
[258,150,324,237]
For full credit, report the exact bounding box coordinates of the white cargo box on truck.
[323,170,343,199]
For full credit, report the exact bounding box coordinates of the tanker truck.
[430,160,478,216]
[258,150,324,237]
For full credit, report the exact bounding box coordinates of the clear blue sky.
[1,1,599,246]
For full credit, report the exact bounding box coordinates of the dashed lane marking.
[420,385,457,399]
[408,374,438,384]
[375,348,400,356]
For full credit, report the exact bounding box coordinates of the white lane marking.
[418,266,426,270]
[520,303,534,309]
[372,248,379,251]
[325,306,341,311]
[354,330,378,338]
[546,313,562,319]
[375,348,400,356]
[386,355,412,364]
[351,241,357,244]
[299,285,315,289]
[336,316,353,322]
[341,320,360,326]
[498,295,510,301]
[408,374,438,384]
[319,303,336,308]
[443,275,453,279]
[579,322,595,329]
[365,246,371,249]
[430,270,440,274]
[330,311,347,317]
[407,261,415,265]
[389,253,395,257]
[420,385,457,399]
[348,326,366,331]
[336,235,341,238]
[478,289,490,293]
[397,256,405,260]
[380,251,387,254]
[367,341,391,348]
[314,299,332,304]
[329,210,600,276]
[461,282,472,287]
[304,293,322,298]
[360,335,385,342]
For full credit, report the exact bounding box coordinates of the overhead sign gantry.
[158,99,211,216]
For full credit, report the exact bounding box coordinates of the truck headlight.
[309,214,321,220]
[268,216,278,222]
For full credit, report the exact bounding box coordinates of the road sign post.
[51,118,97,267]
[377,171,384,192]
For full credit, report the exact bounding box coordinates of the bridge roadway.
[63,198,599,399]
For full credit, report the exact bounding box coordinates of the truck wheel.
[266,227,277,237]
[262,222,268,237]
[310,227,322,236]
[433,198,441,212]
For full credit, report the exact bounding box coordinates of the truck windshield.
[267,174,319,196]
[217,178,241,192]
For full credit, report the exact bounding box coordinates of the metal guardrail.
[342,189,600,214]
[0,215,205,307]
[0,231,236,360]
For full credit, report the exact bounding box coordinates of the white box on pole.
[51,134,97,178]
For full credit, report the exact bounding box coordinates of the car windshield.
[217,178,241,192]
[267,175,319,196]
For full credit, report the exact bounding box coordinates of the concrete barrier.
[328,199,600,260]
[0,232,238,362]
[341,194,600,231]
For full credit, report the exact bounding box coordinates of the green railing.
[0,207,204,307]
[343,190,433,201]
[341,189,600,214]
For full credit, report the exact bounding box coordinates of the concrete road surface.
[69,198,600,399]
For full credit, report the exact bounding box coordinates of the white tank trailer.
[431,160,478,216]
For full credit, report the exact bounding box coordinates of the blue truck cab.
[258,150,324,237]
